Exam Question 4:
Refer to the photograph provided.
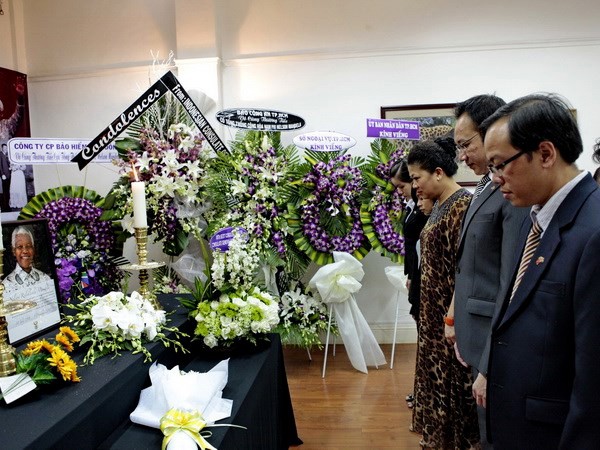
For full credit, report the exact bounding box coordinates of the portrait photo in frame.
[381,103,481,186]
[1,218,61,344]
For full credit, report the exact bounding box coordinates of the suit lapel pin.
[535,256,545,265]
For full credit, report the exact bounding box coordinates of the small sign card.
[216,108,305,131]
[209,227,249,252]
[9,138,118,164]
[0,373,37,404]
[293,131,356,152]
[366,118,420,140]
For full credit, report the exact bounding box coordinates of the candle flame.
[131,163,139,182]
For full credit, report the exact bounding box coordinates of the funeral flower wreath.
[19,185,124,303]
[359,139,407,263]
[102,123,215,256]
[287,152,370,266]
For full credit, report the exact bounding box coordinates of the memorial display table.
[0,295,301,450]
[101,333,301,449]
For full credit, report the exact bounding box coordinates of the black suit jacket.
[488,174,600,449]
[454,182,528,373]
[0,151,10,179]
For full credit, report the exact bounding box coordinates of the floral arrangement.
[192,286,280,349]
[102,123,214,256]
[65,291,188,364]
[19,186,124,303]
[16,326,81,383]
[287,151,370,265]
[359,139,407,263]
[204,131,309,284]
[275,284,332,348]
[210,230,261,293]
[1,327,81,402]
[179,232,281,349]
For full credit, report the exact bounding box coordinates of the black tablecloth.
[0,294,301,450]
[101,334,302,450]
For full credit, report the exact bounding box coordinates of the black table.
[0,295,302,450]
[101,334,302,450]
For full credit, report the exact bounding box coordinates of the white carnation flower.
[203,334,218,348]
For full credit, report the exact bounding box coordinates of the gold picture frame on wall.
[380,103,480,186]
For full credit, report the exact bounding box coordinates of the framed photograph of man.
[1,218,61,344]
[381,103,481,186]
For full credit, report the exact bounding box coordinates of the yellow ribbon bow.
[160,408,217,450]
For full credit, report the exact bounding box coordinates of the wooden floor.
[283,343,422,449]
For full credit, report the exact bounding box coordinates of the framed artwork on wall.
[380,103,481,186]
[1,218,61,344]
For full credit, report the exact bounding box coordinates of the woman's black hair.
[593,139,600,165]
[389,157,411,183]
[406,137,458,177]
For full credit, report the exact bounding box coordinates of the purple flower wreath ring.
[359,139,407,263]
[18,185,124,302]
[287,153,370,266]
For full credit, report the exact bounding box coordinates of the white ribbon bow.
[309,251,364,303]
[309,252,386,373]
[384,265,408,293]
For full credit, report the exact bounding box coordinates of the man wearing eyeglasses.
[481,93,600,448]
[444,94,529,449]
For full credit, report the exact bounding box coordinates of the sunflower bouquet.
[15,326,81,383]
[0,327,82,403]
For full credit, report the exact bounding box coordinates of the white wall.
[2,0,600,342]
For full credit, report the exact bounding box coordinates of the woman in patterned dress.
[390,158,430,410]
[407,137,479,449]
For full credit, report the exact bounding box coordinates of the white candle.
[131,181,148,228]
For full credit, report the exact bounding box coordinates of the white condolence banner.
[8,138,118,164]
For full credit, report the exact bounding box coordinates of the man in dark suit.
[481,93,600,448]
[0,143,11,209]
[445,95,528,448]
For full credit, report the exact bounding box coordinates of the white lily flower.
[230,180,247,196]
[137,151,154,171]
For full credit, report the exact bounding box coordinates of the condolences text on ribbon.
[71,71,227,170]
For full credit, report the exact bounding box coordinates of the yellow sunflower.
[56,333,74,352]
[58,326,80,343]
[41,340,56,353]
[22,339,52,356]
[62,357,81,382]
[47,348,78,381]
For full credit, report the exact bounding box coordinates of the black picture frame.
[2,218,61,344]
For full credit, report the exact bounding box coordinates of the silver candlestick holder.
[120,227,165,310]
